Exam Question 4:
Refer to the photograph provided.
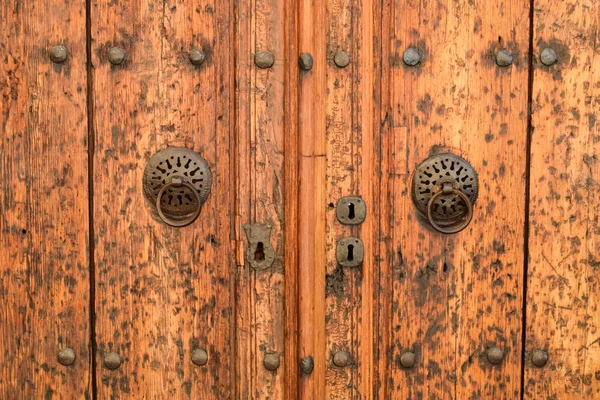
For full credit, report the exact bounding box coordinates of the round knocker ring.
[426,182,474,234]
[156,177,203,227]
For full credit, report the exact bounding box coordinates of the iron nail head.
[333,351,352,367]
[192,348,208,366]
[299,53,314,71]
[49,45,68,64]
[108,47,126,65]
[263,353,280,371]
[540,47,557,66]
[255,51,275,69]
[57,347,76,366]
[403,48,421,66]
[334,51,350,68]
[399,351,416,368]
[532,349,549,367]
[486,347,504,365]
[103,352,122,370]
[189,48,206,66]
[496,50,513,67]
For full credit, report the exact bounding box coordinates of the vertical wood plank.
[235,0,286,396]
[283,0,300,392]
[91,0,235,397]
[381,0,530,398]
[0,1,91,398]
[323,0,379,398]
[297,0,327,396]
[525,0,600,397]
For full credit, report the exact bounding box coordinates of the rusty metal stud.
[49,45,68,64]
[540,48,557,66]
[496,50,513,67]
[189,48,206,66]
[299,53,313,71]
[399,351,416,369]
[532,349,549,367]
[108,47,125,65]
[333,51,350,68]
[191,348,208,366]
[263,353,280,371]
[403,48,421,66]
[300,356,314,375]
[103,352,122,370]
[57,347,76,366]
[333,351,352,367]
[486,347,504,365]
[255,51,275,69]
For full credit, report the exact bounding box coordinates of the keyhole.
[347,244,354,261]
[347,203,355,220]
[255,242,265,262]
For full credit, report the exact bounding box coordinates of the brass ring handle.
[426,183,473,234]
[156,177,203,227]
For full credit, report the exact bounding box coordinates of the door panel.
[322,0,379,398]
[0,1,91,398]
[2,0,599,399]
[235,0,287,396]
[380,0,530,397]
[90,0,235,397]
[525,0,600,397]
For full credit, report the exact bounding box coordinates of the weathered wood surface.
[297,0,327,397]
[90,0,235,397]
[235,0,287,396]
[323,0,379,398]
[524,0,600,398]
[379,0,530,398]
[0,1,91,399]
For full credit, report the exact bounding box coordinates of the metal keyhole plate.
[336,238,364,268]
[411,153,478,227]
[143,147,212,217]
[336,196,366,225]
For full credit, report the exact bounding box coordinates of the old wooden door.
[1,0,598,398]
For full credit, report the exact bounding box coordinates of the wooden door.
[1,0,598,399]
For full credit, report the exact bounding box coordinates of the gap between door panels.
[85,0,98,397]
[519,0,536,398]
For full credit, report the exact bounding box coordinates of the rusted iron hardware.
[333,51,350,68]
[263,353,280,371]
[336,196,366,225]
[299,53,313,71]
[103,352,122,370]
[143,147,212,227]
[244,223,276,270]
[412,153,478,234]
[399,351,416,369]
[300,356,314,375]
[191,348,208,366]
[255,50,275,69]
[336,238,364,268]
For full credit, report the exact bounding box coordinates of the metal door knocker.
[411,153,478,234]
[143,147,212,227]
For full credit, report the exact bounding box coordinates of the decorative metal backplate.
[244,223,276,271]
[411,153,478,226]
[336,196,367,225]
[143,147,212,217]
[336,238,364,268]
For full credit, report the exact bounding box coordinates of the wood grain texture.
[235,0,286,396]
[323,0,379,398]
[0,1,91,398]
[524,0,600,397]
[283,0,300,393]
[380,0,530,398]
[297,0,327,396]
[90,0,235,397]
